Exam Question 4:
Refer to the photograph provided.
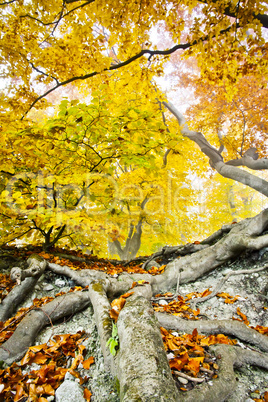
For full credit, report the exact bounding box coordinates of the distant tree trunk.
[109,219,143,261]
[227,185,236,220]
[31,220,66,251]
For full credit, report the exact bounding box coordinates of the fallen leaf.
[84,388,92,401]
[82,356,95,369]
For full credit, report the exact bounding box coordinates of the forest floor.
[0,245,267,402]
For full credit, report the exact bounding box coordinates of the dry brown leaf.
[82,356,95,369]
[84,388,92,401]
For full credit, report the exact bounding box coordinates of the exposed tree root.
[185,344,268,402]
[151,208,268,293]
[86,282,115,373]
[10,254,47,285]
[47,210,268,301]
[48,262,110,289]
[0,290,91,365]
[116,294,179,401]
[0,255,47,322]
[142,243,210,270]
[179,345,237,402]
[156,312,268,352]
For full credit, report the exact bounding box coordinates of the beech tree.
[0,1,268,401]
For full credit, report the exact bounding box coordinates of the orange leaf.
[82,356,95,369]
[109,308,119,321]
[33,352,49,365]
[236,307,249,325]
[202,362,211,370]
[14,383,25,402]
[84,388,92,401]
[186,357,204,374]
[121,291,134,299]
[20,350,35,365]
[29,344,46,353]
[191,328,198,341]
[254,325,268,335]
[78,344,86,355]
[169,353,189,371]
[192,345,204,355]
[71,353,83,370]
[166,337,182,351]
[28,383,38,401]
[111,297,126,311]
[201,289,212,297]
[160,327,170,336]
[42,384,55,396]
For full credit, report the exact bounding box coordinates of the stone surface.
[55,373,85,402]
[55,279,66,287]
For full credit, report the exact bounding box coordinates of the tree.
[108,161,199,260]
[0,1,268,401]
[0,90,174,251]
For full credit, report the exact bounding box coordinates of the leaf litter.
[0,246,267,401]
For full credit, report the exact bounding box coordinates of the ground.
[0,241,267,402]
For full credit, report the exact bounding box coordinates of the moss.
[102,316,112,331]
[28,254,44,262]
[92,282,104,294]
[114,377,120,394]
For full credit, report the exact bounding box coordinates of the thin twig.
[190,263,268,306]
[173,370,205,383]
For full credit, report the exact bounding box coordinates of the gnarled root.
[0,255,47,322]
[0,290,91,365]
[116,294,179,401]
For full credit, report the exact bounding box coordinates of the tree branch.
[22,24,236,118]
[226,147,268,170]
[49,224,66,248]
[163,101,268,198]
[197,0,268,29]
[0,0,16,4]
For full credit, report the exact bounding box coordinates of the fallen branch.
[173,370,205,383]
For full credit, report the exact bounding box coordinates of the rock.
[158,299,168,306]
[43,284,54,291]
[177,376,188,385]
[167,352,175,360]
[55,279,66,287]
[55,373,85,402]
